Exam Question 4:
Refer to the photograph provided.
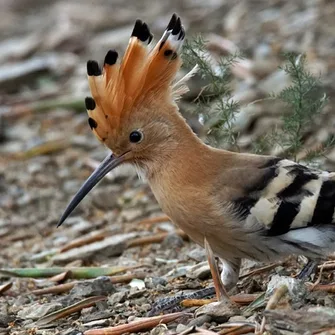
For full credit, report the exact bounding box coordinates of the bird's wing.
[232,158,335,236]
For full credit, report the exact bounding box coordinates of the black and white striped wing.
[234,159,335,236]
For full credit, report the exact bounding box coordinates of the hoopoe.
[58,14,335,294]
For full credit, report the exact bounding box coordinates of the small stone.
[195,301,240,323]
[161,233,184,249]
[186,261,211,280]
[229,315,247,322]
[266,275,307,304]
[108,291,128,305]
[187,247,206,262]
[164,265,192,278]
[81,307,94,316]
[17,302,63,321]
[91,185,121,210]
[81,309,114,324]
[150,324,169,335]
[175,324,188,333]
[128,287,146,299]
[129,278,146,290]
[127,315,136,322]
[70,277,115,298]
[0,313,13,328]
[144,277,168,289]
[62,331,84,335]
[52,233,136,264]
[120,208,143,222]
[187,314,212,327]
[307,306,335,317]
[139,303,151,312]
[82,319,109,328]
[323,296,335,308]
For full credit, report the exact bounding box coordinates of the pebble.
[195,301,240,323]
[161,233,184,249]
[175,324,188,333]
[187,247,206,262]
[144,277,168,289]
[186,262,211,280]
[150,324,169,335]
[266,275,307,304]
[51,233,136,264]
[82,319,109,327]
[70,277,116,298]
[108,291,128,305]
[91,185,121,210]
[120,208,143,222]
[128,287,147,299]
[17,302,63,321]
[139,303,151,312]
[187,314,212,327]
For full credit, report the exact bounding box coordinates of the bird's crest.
[85,14,188,143]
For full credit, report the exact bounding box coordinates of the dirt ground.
[1,1,335,334]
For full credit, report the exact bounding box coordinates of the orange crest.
[85,14,187,144]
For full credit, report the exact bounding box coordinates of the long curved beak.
[57,153,125,227]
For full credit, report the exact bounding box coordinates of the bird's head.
[58,14,195,227]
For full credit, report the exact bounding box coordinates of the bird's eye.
[129,130,143,143]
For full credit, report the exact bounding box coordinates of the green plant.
[182,36,240,149]
[183,38,333,162]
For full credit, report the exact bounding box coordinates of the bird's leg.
[219,258,241,292]
[204,238,231,302]
[148,240,240,316]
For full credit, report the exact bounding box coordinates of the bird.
[58,14,335,298]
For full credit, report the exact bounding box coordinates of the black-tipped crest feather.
[87,60,101,76]
[88,117,98,129]
[104,50,118,65]
[131,19,152,42]
[85,97,96,110]
[166,13,177,31]
[172,17,182,35]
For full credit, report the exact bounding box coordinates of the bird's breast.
[148,178,246,258]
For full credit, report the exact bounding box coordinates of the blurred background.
[1,0,335,260]
[1,0,335,264]
[0,0,335,331]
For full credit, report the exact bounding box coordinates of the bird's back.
[222,156,335,261]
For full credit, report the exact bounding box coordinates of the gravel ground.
[1,1,335,334]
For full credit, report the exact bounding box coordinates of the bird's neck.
[145,112,228,186]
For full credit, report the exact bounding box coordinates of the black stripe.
[277,170,318,198]
[259,158,281,168]
[267,201,300,236]
[279,238,317,254]
[159,40,166,51]
[233,197,257,220]
[234,164,279,220]
[248,166,278,192]
[310,180,335,225]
